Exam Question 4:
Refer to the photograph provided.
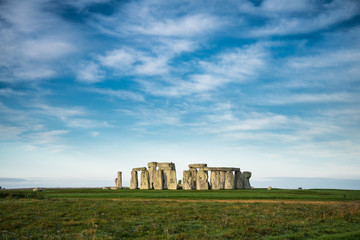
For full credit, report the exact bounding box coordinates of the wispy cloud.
[27,130,68,145]
[85,88,145,102]
[249,0,360,36]
[76,63,105,83]
[140,43,267,97]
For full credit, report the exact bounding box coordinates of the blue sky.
[1,0,360,189]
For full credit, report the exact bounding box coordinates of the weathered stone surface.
[188,163,207,168]
[219,171,225,189]
[140,170,150,189]
[189,168,197,189]
[130,170,138,189]
[154,170,164,190]
[148,164,157,189]
[157,162,175,170]
[148,162,157,168]
[203,167,240,172]
[115,171,122,188]
[132,167,147,171]
[196,169,209,190]
[167,170,177,190]
[234,171,242,189]
[183,170,193,190]
[224,171,235,189]
[243,171,252,189]
[210,171,221,190]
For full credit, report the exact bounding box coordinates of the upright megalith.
[189,168,197,189]
[148,162,157,189]
[224,171,235,189]
[140,170,150,189]
[130,170,138,189]
[158,162,177,190]
[168,169,177,190]
[243,171,252,189]
[154,170,164,190]
[196,169,209,190]
[219,171,226,189]
[115,171,122,188]
[210,171,221,190]
[234,171,242,189]
[182,170,193,190]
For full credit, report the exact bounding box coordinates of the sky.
[0,0,360,189]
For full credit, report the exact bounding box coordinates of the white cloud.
[36,104,85,120]
[64,0,112,9]
[27,130,68,145]
[65,119,110,128]
[76,63,105,83]
[0,0,79,82]
[127,14,221,37]
[0,88,27,97]
[22,39,74,60]
[0,125,25,140]
[263,92,356,105]
[200,44,267,80]
[250,0,359,36]
[140,43,267,97]
[261,0,313,13]
[98,48,137,69]
[90,131,99,137]
[86,88,145,102]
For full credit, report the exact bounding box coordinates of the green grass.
[1,189,360,239]
[42,188,360,201]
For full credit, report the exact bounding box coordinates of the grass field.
[1,188,360,239]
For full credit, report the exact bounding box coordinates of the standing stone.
[167,170,177,190]
[148,162,157,189]
[130,170,138,189]
[210,171,221,190]
[224,171,235,189]
[115,171,122,188]
[219,171,226,189]
[196,169,209,190]
[154,170,164,190]
[162,168,170,189]
[140,170,150,189]
[189,168,197,189]
[234,171,242,189]
[243,171,252,189]
[183,170,193,190]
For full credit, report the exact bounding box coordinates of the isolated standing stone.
[140,170,150,189]
[154,170,164,190]
[130,170,138,189]
[224,171,235,189]
[115,171,122,188]
[196,169,209,190]
[219,171,225,189]
[243,171,252,189]
[210,171,221,190]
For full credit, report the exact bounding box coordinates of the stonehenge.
[123,162,252,190]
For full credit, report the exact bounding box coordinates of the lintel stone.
[132,167,147,171]
[203,167,240,172]
[188,163,207,168]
